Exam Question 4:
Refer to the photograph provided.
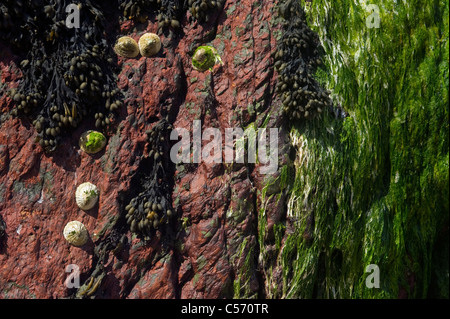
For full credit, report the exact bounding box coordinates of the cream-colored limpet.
[138,33,161,57]
[63,221,89,247]
[114,36,140,58]
[75,182,99,210]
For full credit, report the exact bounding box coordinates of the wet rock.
[0,0,284,299]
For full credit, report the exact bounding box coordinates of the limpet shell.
[138,33,161,57]
[75,182,99,210]
[63,221,89,247]
[114,36,139,58]
[192,45,222,72]
[79,130,107,154]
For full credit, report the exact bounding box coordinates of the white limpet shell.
[138,33,161,57]
[75,182,99,210]
[114,36,140,58]
[63,221,89,247]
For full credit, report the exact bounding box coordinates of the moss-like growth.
[268,0,449,299]
[79,130,107,154]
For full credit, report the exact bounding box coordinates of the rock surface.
[1,0,448,300]
[0,0,282,298]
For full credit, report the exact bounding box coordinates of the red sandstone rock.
[0,0,283,299]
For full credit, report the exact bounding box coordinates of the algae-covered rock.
[262,0,449,299]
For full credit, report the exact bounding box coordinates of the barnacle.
[63,221,89,247]
[75,182,99,211]
[114,36,140,58]
[192,45,222,72]
[79,130,107,154]
[138,33,161,57]
[6,0,123,153]
[274,0,332,121]
[124,119,175,240]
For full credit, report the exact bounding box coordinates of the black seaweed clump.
[274,0,332,121]
[0,0,43,48]
[118,0,225,29]
[186,0,225,23]
[3,0,122,153]
[124,119,175,240]
[118,0,184,30]
[0,214,5,239]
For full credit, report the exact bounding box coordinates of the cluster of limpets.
[63,130,106,247]
[187,0,225,23]
[114,33,161,59]
[124,119,174,240]
[63,182,100,247]
[275,0,332,121]
[6,0,122,152]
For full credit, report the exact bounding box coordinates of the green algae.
[263,0,449,299]
[192,46,222,72]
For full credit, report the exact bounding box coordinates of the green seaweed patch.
[80,130,107,154]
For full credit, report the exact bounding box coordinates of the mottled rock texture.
[1,0,448,300]
[0,0,282,299]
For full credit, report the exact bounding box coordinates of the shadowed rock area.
[1,0,448,299]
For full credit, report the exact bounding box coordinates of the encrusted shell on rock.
[75,182,99,210]
[79,130,107,154]
[63,221,89,247]
[138,33,161,57]
[192,45,222,72]
[114,36,140,58]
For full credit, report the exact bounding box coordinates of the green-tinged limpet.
[75,182,99,210]
[192,45,222,72]
[138,33,161,57]
[114,36,139,58]
[63,221,89,247]
[79,130,107,154]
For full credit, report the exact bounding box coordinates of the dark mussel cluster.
[187,0,225,23]
[274,0,332,121]
[124,119,175,240]
[4,0,122,152]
